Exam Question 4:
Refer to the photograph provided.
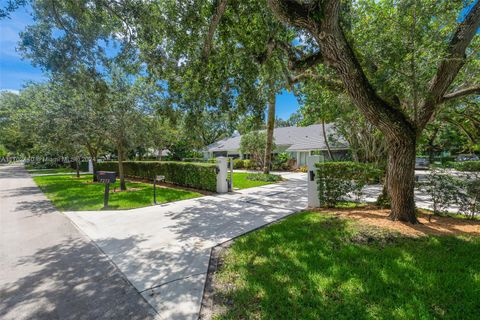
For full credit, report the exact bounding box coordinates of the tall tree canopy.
[8,0,480,223]
[189,0,479,222]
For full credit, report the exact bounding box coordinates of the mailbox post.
[153,175,165,204]
[97,171,116,209]
[216,157,228,193]
[307,155,323,208]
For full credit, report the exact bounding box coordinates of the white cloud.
[0,89,20,94]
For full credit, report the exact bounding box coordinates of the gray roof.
[206,124,349,152]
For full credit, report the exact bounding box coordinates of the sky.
[0,6,46,94]
[0,4,300,119]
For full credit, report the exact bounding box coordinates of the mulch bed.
[314,206,480,237]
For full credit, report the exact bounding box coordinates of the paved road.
[0,165,157,320]
[65,172,307,320]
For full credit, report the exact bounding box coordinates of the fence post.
[307,155,322,208]
[216,157,228,193]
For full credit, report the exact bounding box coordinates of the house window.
[213,151,228,157]
[298,151,308,166]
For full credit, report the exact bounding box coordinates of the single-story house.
[203,124,350,167]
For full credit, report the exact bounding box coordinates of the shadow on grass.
[213,212,480,320]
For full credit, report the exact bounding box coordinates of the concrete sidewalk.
[65,172,308,320]
[0,165,157,320]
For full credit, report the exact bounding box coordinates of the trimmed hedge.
[453,161,480,172]
[234,159,256,170]
[69,161,89,172]
[96,161,217,192]
[315,162,384,207]
[233,159,245,169]
[182,158,206,162]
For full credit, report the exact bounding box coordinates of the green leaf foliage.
[453,161,480,172]
[316,162,384,207]
[96,161,217,192]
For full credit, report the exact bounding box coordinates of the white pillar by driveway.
[216,157,228,193]
[88,159,94,173]
[307,155,323,207]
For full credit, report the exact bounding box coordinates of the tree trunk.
[118,146,127,191]
[426,127,439,164]
[263,88,276,174]
[75,160,80,178]
[266,0,480,224]
[387,137,417,223]
[85,143,99,181]
[321,119,334,161]
[91,158,98,181]
[376,167,390,208]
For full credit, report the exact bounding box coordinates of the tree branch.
[202,0,228,60]
[287,70,343,92]
[254,38,277,64]
[266,0,319,31]
[418,1,480,130]
[288,51,323,72]
[442,85,480,103]
[269,0,415,141]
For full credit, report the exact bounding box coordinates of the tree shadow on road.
[0,237,157,320]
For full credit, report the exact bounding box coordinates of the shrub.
[240,131,274,169]
[418,169,460,216]
[243,159,255,170]
[453,161,480,172]
[182,158,205,162]
[233,159,244,169]
[25,159,66,169]
[272,153,291,171]
[0,144,7,157]
[431,161,455,169]
[315,162,384,207]
[418,169,480,219]
[96,161,217,192]
[457,176,480,219]
[69,161,89,171]
[246,173,282,182]
[297,165,308,173]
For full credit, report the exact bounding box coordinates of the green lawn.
[232,172,282,189]
[27,168,76,174]
[213,211,480,320]
[33,174,202,211]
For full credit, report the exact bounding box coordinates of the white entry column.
[88,159,94,173]
[216,157,228,193]
[307,155,323,207]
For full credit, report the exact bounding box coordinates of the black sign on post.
[97,171,116,184]
[97,171,116,209]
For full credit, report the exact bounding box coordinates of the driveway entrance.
[65,172,307,319]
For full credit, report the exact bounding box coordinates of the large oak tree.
[200,0,479,223]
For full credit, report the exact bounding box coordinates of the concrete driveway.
[65,172,307,320]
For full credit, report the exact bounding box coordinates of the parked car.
[415,157,430,169]
[455,154,479,162]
